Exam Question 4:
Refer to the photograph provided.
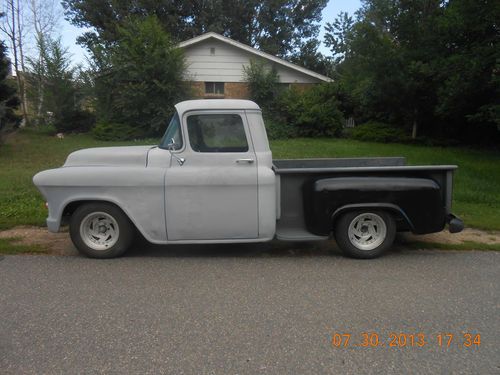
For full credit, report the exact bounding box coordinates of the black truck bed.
[272,158,458,241]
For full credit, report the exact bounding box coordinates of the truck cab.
[149,100,276,242]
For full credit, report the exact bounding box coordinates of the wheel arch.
[60,198,146,239]
[331,203,415,232]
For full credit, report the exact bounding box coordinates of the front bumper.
[46,217,60,233]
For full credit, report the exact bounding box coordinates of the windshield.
[159,112,183,150]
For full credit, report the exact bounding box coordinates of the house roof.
[178,32,332,83]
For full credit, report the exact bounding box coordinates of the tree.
[0,0,29,126]
[94,16,188,138]
[324,11,354,64]
[324,0,499,145]
[289,39,332,77]
[433,0,500,142]
[62,0,328,58]
[243,59,280,109]
[26,37,93,132]
[0,39,20,140]
[27,0,61,124]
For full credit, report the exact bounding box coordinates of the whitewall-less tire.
[334,210,396,259]
[70,202,134,258]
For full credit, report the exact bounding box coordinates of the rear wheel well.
[332,206,412,232]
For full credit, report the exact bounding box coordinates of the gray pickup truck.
[33,99,463,259]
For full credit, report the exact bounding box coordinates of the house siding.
[183,39,323,84]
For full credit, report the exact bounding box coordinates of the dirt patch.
[0,226,77,256]
[0,226,499,256]
[402,227,500,245]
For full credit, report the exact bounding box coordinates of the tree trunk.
[412,119,418,139]
[15,0,29,126]
[411,109,418,139]
[34,34,45,125]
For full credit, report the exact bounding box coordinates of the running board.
[276,227,329,241]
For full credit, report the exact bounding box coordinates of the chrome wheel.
[79,212,120,251]
[348,213,387,251]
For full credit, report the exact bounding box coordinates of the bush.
[54,110,96,133]
[243,60,280,110]
[277,83,344,137]
[348,121,410,143]
[264,116,298,140]
[92,122,146,141]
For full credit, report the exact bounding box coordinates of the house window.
[205,82,224,95]
[279,83,291,90]
[210,47,216,55]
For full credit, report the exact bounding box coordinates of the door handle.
[236,158,255,164]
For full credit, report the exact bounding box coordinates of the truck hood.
[64,145,156,167]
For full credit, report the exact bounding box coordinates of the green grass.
[1,128,499,231]
[0,128,157,229]
[0,237,47,254]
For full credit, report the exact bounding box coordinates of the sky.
[318,0,362,54]
[54,0,363,66]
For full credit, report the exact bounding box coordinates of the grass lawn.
[0,237,47,254]
[1,128,499,231]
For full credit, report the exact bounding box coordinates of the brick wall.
[187,81,250,99]
[224,82,250,99]
[187,81,316,99]
[188,82,205,98]
[289,83,316,92]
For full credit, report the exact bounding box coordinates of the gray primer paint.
[33,99,459,244]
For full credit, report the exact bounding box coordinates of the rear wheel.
[70,202,134,258]
[334,211,396,259]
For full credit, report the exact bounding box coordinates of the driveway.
[0,245,499,374]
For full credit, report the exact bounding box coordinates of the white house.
[179,32,331,99]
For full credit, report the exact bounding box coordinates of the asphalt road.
[0,244,499,374]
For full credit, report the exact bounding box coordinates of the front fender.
[33,166,167,243]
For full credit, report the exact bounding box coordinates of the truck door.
[165,110,258,241]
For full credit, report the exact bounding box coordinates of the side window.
[187,114,249,153]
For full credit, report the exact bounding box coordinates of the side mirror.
[166,137,185,166]
[167,137,177,151]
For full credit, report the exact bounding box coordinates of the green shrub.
[348,121,410,143]
[92,122,146,141]
[54,110,96,133]
[264,116,298,140]
[243,60,280,111]
[277,83,344,137]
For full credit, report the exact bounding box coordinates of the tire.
[69,202,135,259]
[334,210,396,259]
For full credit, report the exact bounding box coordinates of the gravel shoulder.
[0,226,499,256]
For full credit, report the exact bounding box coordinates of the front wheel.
[334,211,396,259]
[70,202,134,258]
